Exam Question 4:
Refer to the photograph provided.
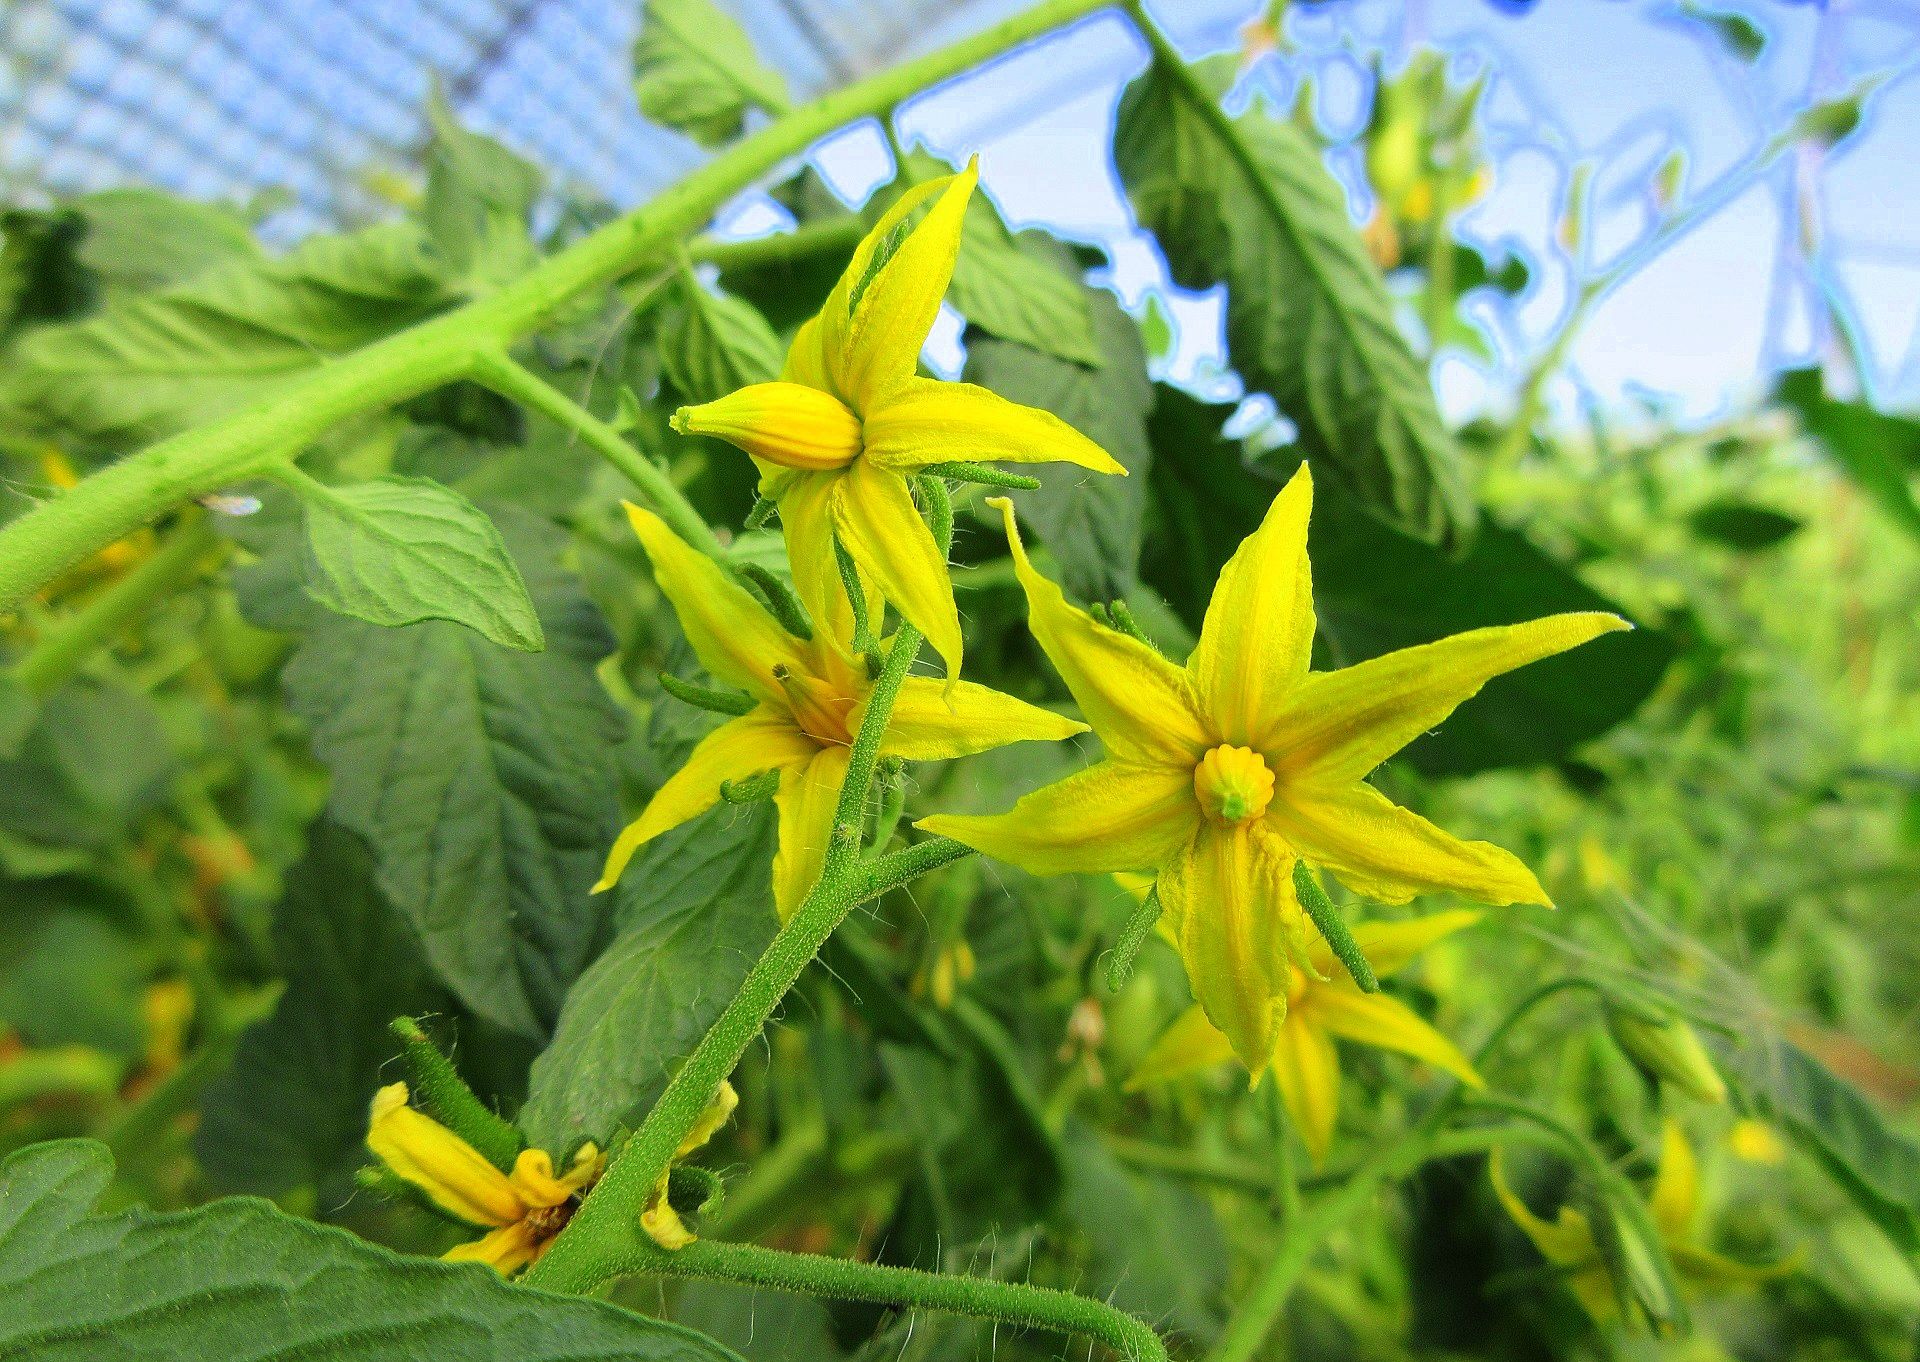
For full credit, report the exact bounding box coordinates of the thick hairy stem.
[647,1239,1171,1361]
[0,0,1115,612]
[525,626,926,1294]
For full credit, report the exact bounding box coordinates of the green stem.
[468,350,726,560]
[0,0,1114,612]
[649,1239,1169,1360]
[525,625,927,1295]
[11,512,223,696]
[860,835,974,899]
[1103,1135,1274,1198]
[389,1017,523,1169]
[691,217,865,274]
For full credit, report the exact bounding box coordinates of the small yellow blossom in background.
[366,1083,601,1274]
[1492,1120,1795,1323]
[920,468,1626,1073]
[597,505,1086,917]
[1128,909,1484,1163]
[671,158,1125,679]
[913,939,976,1009]
[641,1080,738,1251]
[1728,1118,1788,1166]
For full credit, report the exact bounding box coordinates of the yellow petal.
[676,1079,739,1159]
[444,1220,543,1274]
[1490,1147,1597,1268]
[1271,1016,1342,1164]
[1647,1119,1699,1241]
[672,381,861,471]
[597,708,816,892]
[1126,1004,1236,1089]
[1269,613,1630,782]
[625,503,807,702]
[506,1145,599,1210]
[1670,1243,1802,1286]
[839,164,978,408]
[1188,464,1315,747]
[367,1083,523,1228]
[1341,908,1483,978]
[863,377,1125,474]
[642,1175,697,1251]
[1268,782,1548,907]
[772,746,851,922]
[990,497,1209,764]
[774,469,852,650]
[918,759,1198,878]
[834,456,963,678]
[1158,822,1305,1072]
[786,176,955,401]
[872,676,1087,761]
[1303,987,1482,1087]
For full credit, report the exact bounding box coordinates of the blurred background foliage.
[1,1,1918,1359]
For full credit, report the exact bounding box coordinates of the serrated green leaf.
[1142,387,1669,775]
[423,91,542,291]
[67,187,264,298]
[658,273,783,404]
[949,216,1102,368]
[1115,57,1474,547]
[196,819,442,1203]
[633,0,788,148]
[965,285,1153,602]
[0,1139,745,1360]
[284,509,624,1038]
[297,474,545,651]
[520,800,779,1152]
[1778,367,1920,541]
[1,223,456,449]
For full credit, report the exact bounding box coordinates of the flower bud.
[1605,1004,1728,1105]
[1586,1173,1687,1334]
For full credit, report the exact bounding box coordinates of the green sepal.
[667,1164,726,1219]
[745,494,777,529]
[916,474,955,553]
[833,536,878,655]
[737,562,814,641]
[1107,886,1162,992]
[389,1017,524,1170]
[659,671,757,716]
[919,460,1042,490]
[720,769,781,804]
[1290,864,1379,993]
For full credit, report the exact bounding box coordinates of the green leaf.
[965,285,1153,602]
[948,214,1102,368]
[0,890,151,1061]
[0,1139,745,1360]
[283,509,624,1038]
[658,272,783,404]
[633,0,788,148]
[196,819,442,1203]
[1,223,456,449]
[1115,56,1474,547]
[1687,498,1803,550]
[1679,2,1767,62]
[297,474,545,651]
[422,91,542,291]
[1712,1032,1920,1252]
[0,680,175,849]
[1777,367,1920,541]
[520,800,779,1152]
[1142,388,1670,775]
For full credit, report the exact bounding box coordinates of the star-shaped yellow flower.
[367,1082,601,1274]
[1492,1120,1794,1324]
[919,466,1627,1071]
[1127,908,1484,1163]
[672,158,1125,679]
[598,503,1086,918]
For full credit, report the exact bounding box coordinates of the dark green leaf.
[633,0,788,147]
[949,215,1102,368]
[284,509,623,1037]
[520,800,779,1152]
[0,681,175,848]
[196,820,442,1203]
[1687,498,1803,550]
[658,272,783,404]
[965,287,1153,602]
[1678,2,1767,61]
[1115,57,1474,547]
[1777,367,1920,541]
[0,1139,745,1360]
[1712,1032,1920,1253]
[298,474,545,651]
[0,890,150,1060]
[1143,388,1670,774]
[423,91,542,291]
[1,223,456,449]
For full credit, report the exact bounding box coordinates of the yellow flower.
[597,503,1087,917]
[1492,1120,1794,1324]
[1128,909,1484,1163]
[919,467,1626,1072]
[367,1082,600,1274]
[672,158,1125,680]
